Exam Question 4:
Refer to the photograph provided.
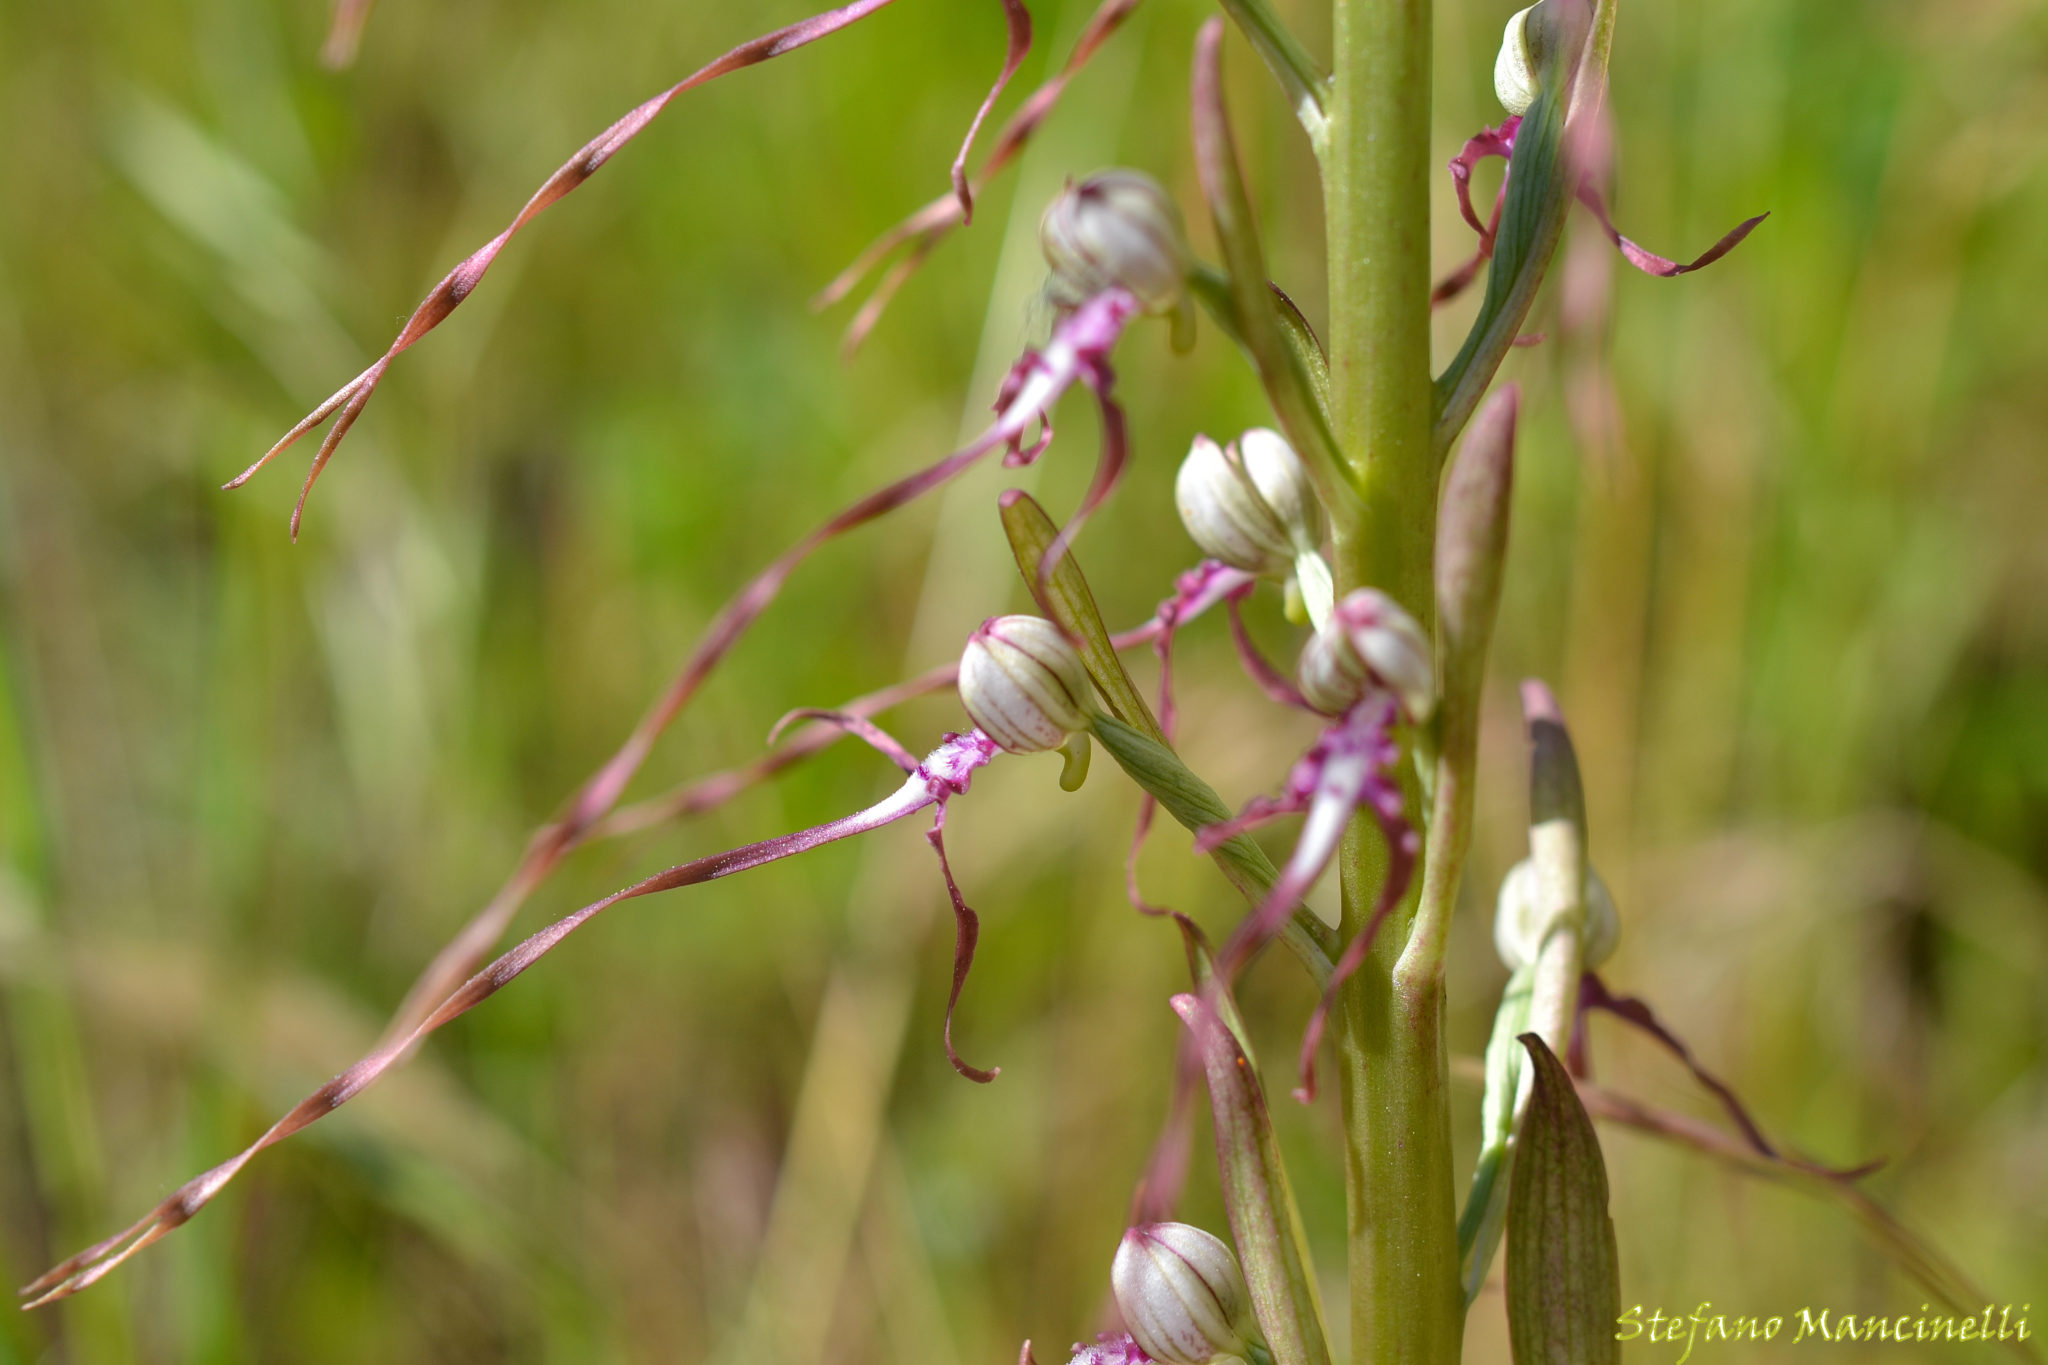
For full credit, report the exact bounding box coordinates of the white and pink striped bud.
[958,615,1093,754]
[1041,170,1192,316]
[1297,589,1435,721]
[1175,430,1319,575]
[1176,429,1332,624]
[1111,1223,1260,1365]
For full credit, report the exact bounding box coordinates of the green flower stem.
[1327,0,1462,1357]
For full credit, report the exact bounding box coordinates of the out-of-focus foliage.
[0,0,2042,1360]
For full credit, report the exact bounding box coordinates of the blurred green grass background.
[1,0,2044,1360]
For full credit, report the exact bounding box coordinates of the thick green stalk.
[1326,0,1462,1360]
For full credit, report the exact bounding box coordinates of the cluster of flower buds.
[958,615,1096,785]
[1111,1223,1264,1365]
[1173,430,1332,623]
[1296,588,1435,722]
[1492,856,1621,970]
[1041,170,1193,317]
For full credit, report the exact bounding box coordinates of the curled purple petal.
[1125,562,1256,916]
[235,0,907,533]
[1577,971,1781,1160]
[1125,794,1174,916]
[1191,791,1307,854]
[1129,1003,1202,1222]
[1575,186,1768,277]
[1148,560,1258,740]
[817,0,1146,350]
[1451,117,1520,241]
[1037,364,1129,587]
[1225,596,1310,710]
[952,0,1033,222]
[928,805,999,1083]
[1434,117,1519,308]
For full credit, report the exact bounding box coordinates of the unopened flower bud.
[1111,1224,1259,1365]
[959,615,1093,754]
[1494,4,1540,115]
[1041,170,1192,315]
[1296,589,1435,720]
[1493,856,1620,970]
[1175,431,1318,575]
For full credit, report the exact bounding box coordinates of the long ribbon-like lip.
[21,730,1000,1307]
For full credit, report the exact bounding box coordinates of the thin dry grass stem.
[234,0,912,537]
[817,0,1147,352]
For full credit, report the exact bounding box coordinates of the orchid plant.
[21,0,2019,1362]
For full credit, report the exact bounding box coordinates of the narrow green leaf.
[1506,1033,1620,1365]
[998,489,1162,742]
[1170,911,1258,1065]
[999,490,1337,974]
[1188,267,1333,426]
[1092,714,1335,979]
[1174,991,1335,1365]
[1214,0,1330,151]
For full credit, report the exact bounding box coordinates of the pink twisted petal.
[236,0,907,535]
